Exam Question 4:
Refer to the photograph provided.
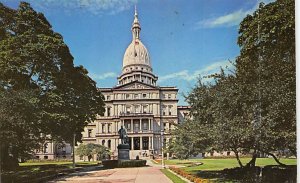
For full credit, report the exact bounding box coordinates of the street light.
[161,129,165,168]
[72,133,76,168]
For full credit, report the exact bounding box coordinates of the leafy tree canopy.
[0,2,105,168]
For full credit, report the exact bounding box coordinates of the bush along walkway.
[169,167,210,183]
[161,169,187,183]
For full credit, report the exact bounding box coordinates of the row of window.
[101,139,111,149]
[124,121,150,131]
[125,66,150,72]
[105,105,174,116]
[87,123,113,137]
[104,93,176,101]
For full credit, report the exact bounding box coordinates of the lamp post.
[161,129,165,168]
[72,133,76,169]
[0,144,2,183]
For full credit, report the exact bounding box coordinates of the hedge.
[102,160,146,168]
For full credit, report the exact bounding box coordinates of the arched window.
[102,140,105,146]
[44,143,48,153]
[108,140,111,149]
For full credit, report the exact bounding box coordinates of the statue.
[118,126,128,144]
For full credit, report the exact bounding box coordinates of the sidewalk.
[49,160,172,183]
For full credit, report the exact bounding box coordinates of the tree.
[0,2,105,169]
[179,0,295,168]
[76,143,110,161]
[237,0,295,164]
[0,89,41,170]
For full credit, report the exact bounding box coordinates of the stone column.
[131,119,133,132]
[151,119,154,131]
[131,137,134,150]
[151,136,154,149]
[140,136,143,150]
[148,118,151,131]
[51,142,54,154]
[148,136,150,150]
[139,119,142,132]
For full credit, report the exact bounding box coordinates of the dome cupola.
[122,6,152,74]
[118,6,158,86]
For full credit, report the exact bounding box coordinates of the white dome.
[122,39,151,69]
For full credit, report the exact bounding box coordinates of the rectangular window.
[168,105,172,115]
[125,123,131,131]
[108,124,111,133]
[168,94,171,99]
[126,94,130,99]
[126,106,131,114]
[107,107,111,116]
[143,93,147,98]
[102,124,105,133]
[143,105,147,113]
[143,122,148,130]
[134,123,139,132]
[134,94,139,99]
[88,129,92,137]
[107,95,110,100]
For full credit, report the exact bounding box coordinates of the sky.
[2,0,274,105]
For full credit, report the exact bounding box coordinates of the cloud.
[195,0,275,29]
[7,0,138,15]
[89,72,117,80]
[158,60,233,83]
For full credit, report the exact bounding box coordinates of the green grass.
[20,161,98,166]
[165,158,297,172]
[161,169,186,183]
[3,161,100,182]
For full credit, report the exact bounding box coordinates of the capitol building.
[35,8,189,160]
[81,8,189,159]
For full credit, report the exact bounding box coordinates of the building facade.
[81,8,187,159]
[34,138,72,160]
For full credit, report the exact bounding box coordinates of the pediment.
[114,81,157,90]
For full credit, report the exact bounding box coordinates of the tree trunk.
[266,152,286,166]
[245,150,257,167]
[233,150,243,167]
[288,146,296,157]
[0,144,2,183]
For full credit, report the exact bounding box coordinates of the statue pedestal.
[117,144,130,160]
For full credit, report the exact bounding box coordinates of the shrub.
[102,160,146,168]
[262,165,296,183]
[169,167,209,183]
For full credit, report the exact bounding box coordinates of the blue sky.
[3,0,274,105]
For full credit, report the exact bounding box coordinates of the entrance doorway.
[142,137,149,150]
[133,137,140,150]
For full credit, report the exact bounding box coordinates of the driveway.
[48,160,172,183]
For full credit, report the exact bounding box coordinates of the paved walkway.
[49,160,172,183]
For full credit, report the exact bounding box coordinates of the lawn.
[161,169,186,183]
[19,160,98,167]
[3,161,100,183]
[165,158,297,172]
[165,158,297,182]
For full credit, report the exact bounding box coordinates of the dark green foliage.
[75,143,110,161]
[172,0,295,167]
[0,2,105,169]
